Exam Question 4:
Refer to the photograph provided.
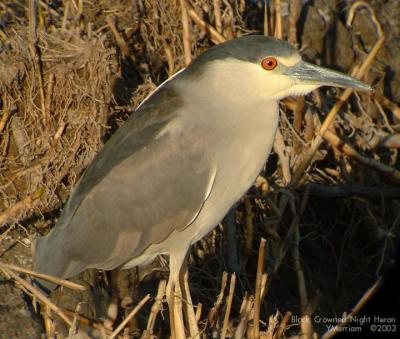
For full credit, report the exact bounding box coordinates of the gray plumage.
[183,35,296,77]
[34,85,215,288]
[34,35,370,292]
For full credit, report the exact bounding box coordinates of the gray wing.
[34,85,216,281]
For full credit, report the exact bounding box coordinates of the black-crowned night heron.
[34,35,370,334]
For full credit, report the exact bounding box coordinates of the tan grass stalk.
[253,238,267,338]
[323,129,400,181]
[274,0,282,38]
[186,2,226,44]
[164,44,175,77]
[321,279,382,339]
[263,2,269,36]
[373,92,400,120]
[288,0,302,45]
[293,225,313,339]
[0,187,44,225]
[208,271,228,327]
[62,309,111,335]
[347,1,383,38]
[29,0,48,129]
[106,15,143,79]
[221,273,236,338]
[195,303,202,322]
[234,295,253,339]
[145,279,166,336]
[180,0,192,66]
[0,95,11,134]
[110,294,151,339]
[274,311,292,339]
[213,0,222,33]
[292,97,306,153]
[273,128,292,184]
[61,0,70,31]
[0,266,72,326]
[45,73,55,119]
[0,262,86,291]
[182,268,200,338]
[291,35,385,186]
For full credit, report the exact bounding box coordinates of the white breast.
[186,99,279,244]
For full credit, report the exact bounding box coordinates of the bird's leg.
[166,250,187,338]
[180,258,200,338]
[173,279,185,338]
[165,277,177,339]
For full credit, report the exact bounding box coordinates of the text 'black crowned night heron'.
[34,35,370,335]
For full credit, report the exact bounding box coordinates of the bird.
[33,35,370,335]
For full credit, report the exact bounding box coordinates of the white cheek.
[260,77,319,99]
[258,74,295,100]
[289,84,319,97]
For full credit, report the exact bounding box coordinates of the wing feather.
[34,85,215,283]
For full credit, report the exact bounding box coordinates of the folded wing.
[34,86,215,289]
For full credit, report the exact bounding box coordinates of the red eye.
[261,56,278,70]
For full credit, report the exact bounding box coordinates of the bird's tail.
[33,229,83,293]
[32,234,64,292]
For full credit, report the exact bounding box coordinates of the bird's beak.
[286,61,371,91]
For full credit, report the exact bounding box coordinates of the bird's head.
[182,35,370,103]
